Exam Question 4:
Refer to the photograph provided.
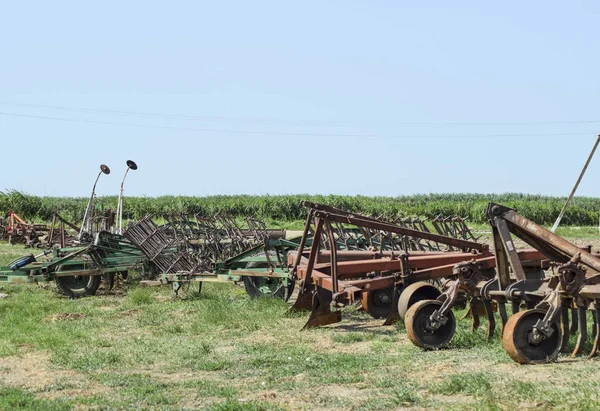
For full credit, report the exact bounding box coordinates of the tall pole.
[79,164,110,240]
[551,134,600,233]
[117,160,137,235]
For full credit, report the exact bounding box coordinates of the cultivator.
[0,212,49,247]
[286,202,497,328]
[487,203,600,363]
[396,202,600,364]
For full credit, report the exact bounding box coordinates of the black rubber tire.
[242,256,295,301]
[54,264,102,298]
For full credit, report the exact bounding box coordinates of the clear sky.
[1,1,600,198]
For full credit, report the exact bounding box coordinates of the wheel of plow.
[405,300,456,349]
[54,264,101,298]
[502,309,562,365]
[362,287,394,319]
[398,282,441,321]
[242,259,295,301]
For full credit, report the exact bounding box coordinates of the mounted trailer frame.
[0,232,148,297]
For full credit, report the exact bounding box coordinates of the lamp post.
[116,160,138,235]
[79,164,111,241]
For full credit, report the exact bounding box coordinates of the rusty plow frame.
[402,202,600,364]
[483,202,600,364]
[287,202,495,331]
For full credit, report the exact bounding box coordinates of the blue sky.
[1,1,600,197]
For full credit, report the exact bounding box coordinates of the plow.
[287,200,600,365]
[0,211,49,247]
[405,202,600,364]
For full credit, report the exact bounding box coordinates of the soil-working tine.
[498,302,508,336]
[302,287,341,330]
[560,305,570,352]
[382,285,401,326]
[571,306,588,358]
[470,299,480,331]
[570,308,579,335]
[511,300,520,315]
[290,281,315,312]
[593,306,598,340]
[460,308,471,321]
[483,299,495,339]
[588,300,600,358]
[589,302,600,358]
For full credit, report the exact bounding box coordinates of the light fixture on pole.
[79,164,111,241]
[116,160,138,235]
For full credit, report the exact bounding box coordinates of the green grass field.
[2,242,600,410]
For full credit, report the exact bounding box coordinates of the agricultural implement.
[287,202,500,329]
[0,211,49,247]
[0,232,147,297]
[488,203,600,364]
[124,214,300,299]
[402,202,600,365]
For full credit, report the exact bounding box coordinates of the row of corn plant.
[1,191,599,226]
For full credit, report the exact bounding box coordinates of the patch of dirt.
[494,358,600,384]
[112,308,140,318]
[0,350,106,398]
[137,362,224,383]
[241,385,377,411]
[0,350,70,390]
[45,312,86,322]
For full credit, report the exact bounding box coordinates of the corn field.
[1,190,599,226]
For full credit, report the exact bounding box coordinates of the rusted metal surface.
[291,202,493,328]
[311,210,487,253]
[0,211,49,247]
[124,215,200,274]
[402,202,600,364]
[46,214,80,248]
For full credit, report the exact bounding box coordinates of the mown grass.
[2,242,600,409]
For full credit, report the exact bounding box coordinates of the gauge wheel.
[398,281,441,321]
[405,299,456,349]
[362,286,394,319]
[502,309,562,364]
